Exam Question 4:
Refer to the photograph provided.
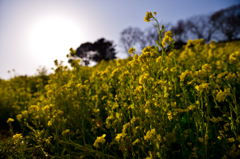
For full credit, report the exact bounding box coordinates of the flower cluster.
[144,12,154,22]
[93,134,106,148]
[162,31,174,47]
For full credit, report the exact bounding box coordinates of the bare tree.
[143,23,172,48]
[171,20,188,49]
[119,23,172,56]
[210,4,240,41]
[119,27,144,55]
[185,15,217,42]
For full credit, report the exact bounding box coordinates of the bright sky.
[0,0,239,80]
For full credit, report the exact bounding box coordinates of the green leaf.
[182,149,190,157]
[223,105,227,114]
[189,129,196,143]
[181,114,188,125]
[222,115,230,122]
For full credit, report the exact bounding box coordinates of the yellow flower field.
[0,12,240,158]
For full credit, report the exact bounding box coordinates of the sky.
[0,0,239,80]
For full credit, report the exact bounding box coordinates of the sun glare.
[27,16,82,65]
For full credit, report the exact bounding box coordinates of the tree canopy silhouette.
[210,4,240,41]
[70,38,117,66]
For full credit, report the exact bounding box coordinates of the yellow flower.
[128,47,136,55]
[188,105,196,111]
[48,121,52,126]
[165,31,173,37]
[236,135,240,142]
[168,115,173,121]
[228,137,235,142]
[167,111,173,121]
[198,137,204,142]
[21,110,28,117]
[222,155,227,159]
[156,56,162,63]
[144,129,156,142]
[209,117,222,123]
[180,70,189,82]
[122,122,130,132]
[62,129,70,136]
[144,12,153,22]
[209,40,216,49]
[133,139,140,145]
[229,51,239,64]
[12,133,23,145]
[195,83,211,93]
[28,105,39,113]
[224,123,230,132]
[6,118,14,124]
[202,64,212,72]
[139,73,149,85]
[42,105,50,113]
[218,136,222,140]
[93,134,106,148]
[162,35,174,47]
[115,133,122,142]
[16,114,22,121]
[216,89,231,102]
[153,12,157,15]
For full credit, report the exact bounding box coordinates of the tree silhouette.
[72,38,117,66]
[185,15,217,42]
[119,27,144,55]
[171,20,188,49]
[119,24,171,55]
[210,4,240,41]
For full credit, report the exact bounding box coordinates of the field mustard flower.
[224,123,230,132]
[198,137,204,142]
[48,121,52,126]
[167,111,173,121]
[6,118,14,124]
[229,51,239,64]
[156,56,162,63]
[228,137,235,142]
[12,133,23,145]
[195,83,211,93]
[222,155,227,159]
[202,64,212,72]
[162,31,174,47]
[16,114,22,121]
[128,47,136,55]
[187,105,196,111]
[144,12,153,22]
[28,105,39,113]
[180,70,189,82]
[209,40,216,49]
[209,117,222,123]
[21,110,28,117]
[133,139,140,145]
[62,129,70,136]
[93,134,106,148]
[216,88,231,102]
[115,132,127,143]
[43,105,50,113]
[144,129,156,142]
